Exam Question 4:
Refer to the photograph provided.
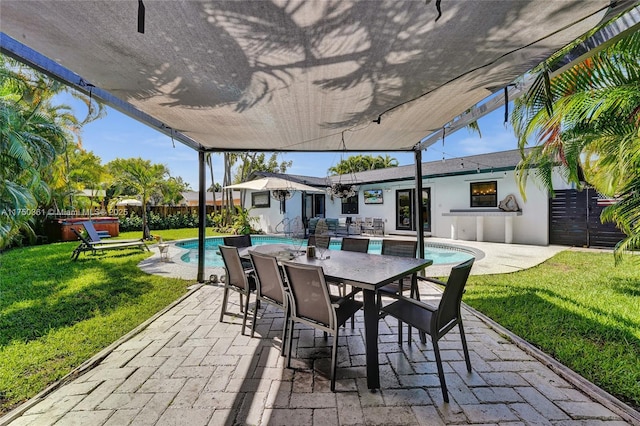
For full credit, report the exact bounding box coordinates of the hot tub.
[45,217,120,242]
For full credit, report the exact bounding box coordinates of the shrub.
[118,212,213,232]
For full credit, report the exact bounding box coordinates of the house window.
[251,191,270,208]
[341,195,358,214]
[470,181,497,207]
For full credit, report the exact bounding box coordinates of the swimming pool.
[176,235,480,268]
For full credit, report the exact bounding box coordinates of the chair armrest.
[390,293,439,312]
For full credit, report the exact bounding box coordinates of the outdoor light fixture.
[328,183,357,199]
[271,190,293,202]
[327,134,358,199]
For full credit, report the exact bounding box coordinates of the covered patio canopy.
[2,0,637,281]
[2,1,635,153]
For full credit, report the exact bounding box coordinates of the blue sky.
[59,92,519,189]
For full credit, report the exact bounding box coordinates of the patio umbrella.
[223,177,323,193]
[115,199,143,206]
[225,177,324,214]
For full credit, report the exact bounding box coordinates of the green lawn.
[463,250,640,410]
[117,227,218,241]
[1,241,638,414]
[0,241,192,414]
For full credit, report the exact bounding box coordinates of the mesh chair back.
[223,235,252,248]
[307,235,330,249]
[250,251,286,305]
[341,237,369,253]
[282,262,332,328]
[219,245,249,290]
[435,258,474,332]
[381,239,417,258]
[81,221,103,242]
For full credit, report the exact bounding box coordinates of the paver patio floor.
[3,277,637,425]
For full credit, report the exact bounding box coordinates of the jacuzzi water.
[176,235,476,267]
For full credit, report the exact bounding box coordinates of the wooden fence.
[124,205,226,217]
[549,188,626,248]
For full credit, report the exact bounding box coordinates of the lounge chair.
[81,221,144,244]
[71,228,149,260]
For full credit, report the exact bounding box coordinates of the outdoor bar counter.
[443,209,522,244]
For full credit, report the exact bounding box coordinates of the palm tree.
[512,30,640,260]
[108,158,169,240]
[328,154,398,175]
[0,61,70,247]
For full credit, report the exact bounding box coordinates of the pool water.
[177,235,476,267]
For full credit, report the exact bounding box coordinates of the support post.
[197,150,207,283]
[414,149,425,260]
[451,216,458,240]
[476,216,484,242]
[505,216,514,244]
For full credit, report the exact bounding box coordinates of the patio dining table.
[239,243,433,389]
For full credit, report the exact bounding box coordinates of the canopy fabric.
[1,1,628,153]
[224,177,323,193]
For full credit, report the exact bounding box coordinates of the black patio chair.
[337,236,370,302]
[380,258,474,403]
[249,251,289,355]
[281,261,362,391]
[376,239,419,343]
[223,234,252,248]
[340,237,369,253]
[219,245,256,335]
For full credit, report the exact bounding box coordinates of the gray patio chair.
[249,251,289,355]
[308,217,319,235]
[219,245,256,335]
[281,261,362,391]
[223,235,253,269]
[307,234,330,250]
[361,217,374,235]
[372,218,385,236]
[380,258,474,403]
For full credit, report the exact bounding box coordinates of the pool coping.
[172,235,484,267]
[139,235,564,281]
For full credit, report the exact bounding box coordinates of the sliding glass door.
[396,188,431,232]
[396,189,413,230]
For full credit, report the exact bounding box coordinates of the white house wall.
[244,167,571,246]
[337,170,552,246]
[244,191,303,234]
[427,171,545,245]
